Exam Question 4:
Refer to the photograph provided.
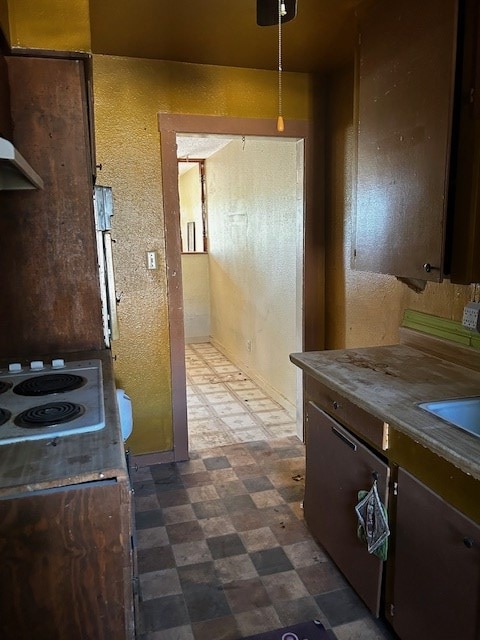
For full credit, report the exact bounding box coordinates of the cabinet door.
[0,56,104,356]
[0,480,134,640]
[353,0,458,281]
[304,401,389,616]
[391,468,480,640]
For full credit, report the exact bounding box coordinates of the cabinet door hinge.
[389,603,395,617]
[393,481,398,496]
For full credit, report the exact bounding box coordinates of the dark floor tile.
[154,478,186,493]
[182,471,214,487]
[203,455,231,470]
[245,440,272,452]
[242,476,274,493]
[223,577,272,613]
[276,447,305,459]
[157,488,191,508]
[166,520,205,544]
[234,464,264,479]
[297,563,347,596]
[315,587,370,626]
[274,595,324,627]
[178,561,218,587]
[277,484,305,503]
[191,615,240,640]
[206,533,247,559]
[250,547,294,576]
[133,481,157,497]
[222,494,257,513]
[137,545,176,573]
[140,594,189,632]
[183,582,231,622]
[192,499,228,519]
[135,509,165,530]
[150,462,181,481]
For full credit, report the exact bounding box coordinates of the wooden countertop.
[0,349,127,497]
[290,336,480,481]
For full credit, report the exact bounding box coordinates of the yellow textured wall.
[6,0,90,51]
[93,55,311,453]
[325,66,474,350]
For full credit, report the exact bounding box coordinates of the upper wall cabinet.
[353,0,480,284]
[0,56,104,357]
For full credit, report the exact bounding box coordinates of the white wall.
[181,253,211,342]
[206,137,298,408]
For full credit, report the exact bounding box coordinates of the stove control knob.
[51,359,65,369]
[8,362,22,373]
[30,360,44,371]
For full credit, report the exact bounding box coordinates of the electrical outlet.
[462,302,480,331]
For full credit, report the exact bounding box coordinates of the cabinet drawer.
[305,376,388,451]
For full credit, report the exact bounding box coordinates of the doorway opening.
[159,114,323,461]
[178,134,302,450]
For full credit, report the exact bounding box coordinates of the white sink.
[418,397,480,438]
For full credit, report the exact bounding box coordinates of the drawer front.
[305,376,387,450]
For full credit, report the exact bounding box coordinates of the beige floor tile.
[239,527,279,552]
[214,554,258,584]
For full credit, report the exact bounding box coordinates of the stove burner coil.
[14,402,85,428]
[13,374,86,397]
[0,407,11,426]
[0,381,12,395]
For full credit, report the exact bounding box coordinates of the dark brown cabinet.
[303,372,480,638]
[0,55,103,357]
[0,479,134,640]
[304,400,389,616]
[389,468,480,640]
[353,0,480,284]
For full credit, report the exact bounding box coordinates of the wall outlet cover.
[462,302,480,332]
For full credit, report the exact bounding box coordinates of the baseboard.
[185,336,211,344]
[210,338,296,418]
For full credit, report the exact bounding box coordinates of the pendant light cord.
[277,1,285,131]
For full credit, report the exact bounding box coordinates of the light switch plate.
[147,251,157,270]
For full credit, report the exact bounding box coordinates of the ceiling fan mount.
[256,0,298,26]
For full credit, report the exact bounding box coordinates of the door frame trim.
[158,113,324,461]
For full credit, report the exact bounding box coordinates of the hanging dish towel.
[355,478,390,561]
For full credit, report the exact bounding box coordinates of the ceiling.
[89,0,364,74]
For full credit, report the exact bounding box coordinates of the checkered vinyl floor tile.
[134,438,395,640]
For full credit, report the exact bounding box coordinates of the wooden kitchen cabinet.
[0,350,135,640]
[353,0,480,284]
[0,479,134,640]
[0,55,104,357]
[388,467,480,640]
[304,399,389,616]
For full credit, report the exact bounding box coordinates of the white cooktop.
[0,359,105,445]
